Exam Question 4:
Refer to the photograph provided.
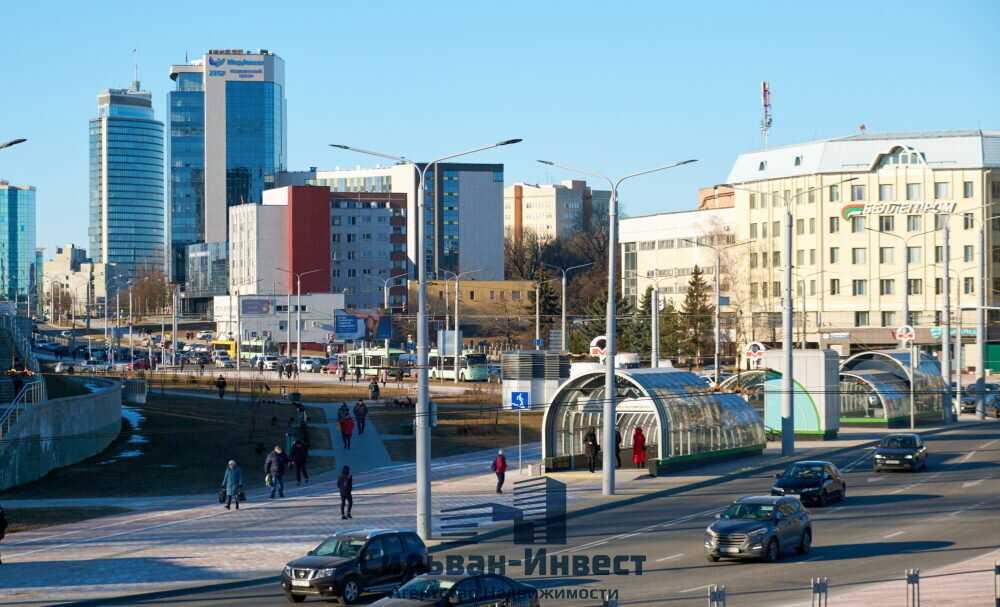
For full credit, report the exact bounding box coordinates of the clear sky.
[2,0,998,255]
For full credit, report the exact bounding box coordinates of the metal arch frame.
[839,370,910,423]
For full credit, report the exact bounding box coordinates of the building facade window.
[879,279,894,295]
[906,215,921,232]
[879,215,894,232]
[851,216,865,233]
[963,213,975,229]
[829,184,839,202]
[879,246,894,264]
[829,247,839,264]
[934,182,950,199]
[852,248,866,264]
[829,216,839,233]
[881,311,896,327]
[963,277,974,294]
[851,184,865,201]
[852,279,867,296]
[855,311,870,327]
[905,183,921,201]
[879,184,894,201]
[830,278,840,295]
[907,278,922,295]
[963,181,974,198]
[906,246,921,264]
[964,245,974,262]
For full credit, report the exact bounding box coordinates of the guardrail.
[0,379,45,449]
[1,313,41,373]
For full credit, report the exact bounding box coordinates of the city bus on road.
[344,347,411,377]
[239,337,276,361]
[428,349,489,381]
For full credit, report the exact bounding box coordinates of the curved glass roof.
[841,350,947,423]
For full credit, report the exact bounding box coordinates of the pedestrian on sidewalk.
[354,366,362,383]
[353,400,368,435]
[339,415,355,450]
[338,365,347,382]
[584,427,600,473]
[337,465,353,519]
[491,449,507,494]
[290,439,310,485]
[615,430,622,468]
[368,379,380,401]
[265,445,289,498]
[221,459,243,510]
[632,427,647,469]
[215,374,227,399]
[0,503,7,564]
[338,401,351,421]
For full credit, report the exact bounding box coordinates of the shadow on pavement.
[0,556,222,590]
[809,540,953,561]
[836,492,941,507]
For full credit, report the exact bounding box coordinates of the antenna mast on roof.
[131,48,140,91]
[760,81,772,150]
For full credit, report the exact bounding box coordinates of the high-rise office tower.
[88,83,165,278]
[167,49,286,284]
[0,182,37,303]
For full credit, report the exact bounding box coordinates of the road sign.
[511,391,530,410]
[533,338,544,348]
[745,341,767,360]
[894,325,916,343]
[589,335,607,357]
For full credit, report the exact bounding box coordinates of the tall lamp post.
[541,262,593,353]
[276,267,324,370]
[442,269,481,382]
[721,178,856,456]
[382,271,408,354]
[331,138,522,539]
[862,227,936,328]
[539,158,697,495]
[622,269,670,368]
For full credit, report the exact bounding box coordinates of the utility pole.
[535,283,541,350]
[171,285,178,366]
[941,224,952,423]
[976,225,986,420]
[782,206,795,456]
[651,287,659,368]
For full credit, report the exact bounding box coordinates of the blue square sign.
[511,391,530,410]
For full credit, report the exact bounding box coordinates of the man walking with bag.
[265,445,289,499]
[491,449,508,494]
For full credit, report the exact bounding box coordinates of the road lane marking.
[883,530,904,539]
[867,476,884,483]
[962,479,984,488]
[681,584,711,594]
[981,439,998,449]
[656,553,685,562]
[548,506,720,555]
[961,450,977,462]
[841,452,872,471]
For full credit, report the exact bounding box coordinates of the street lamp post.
[541,262,593,353]
[442,269,482,382]
[276,267,324,370]
[331,138,522,539]
[863,226,936,329]
[539,158,697,495]
[382,272,408,354]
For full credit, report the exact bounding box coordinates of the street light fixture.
[331,138,522,539]
[276,267,325,370]
[441,268,482,382]
[0,138,26,150]
[622,269,671,369]
[862,226,937,327]
[541,261,593,353]
[538,158,697,496]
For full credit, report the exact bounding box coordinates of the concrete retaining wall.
[0,377,122,491]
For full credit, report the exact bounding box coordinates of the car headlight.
[747,527,767,538]
[874,453,885,459]
[904,454,913,459]
[800,487,819,492]
[318,568,338,578]
[771,486,784,494]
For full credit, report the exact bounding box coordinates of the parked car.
[981,394,1000,418]
[196,330,214,340]
[53,361,73,373]
[705,496,812,563]
[300,357,326,373]
[261,356,282,370]
[873,433,927,472]
[281,529,429,604]
[321,360,342,374]
[215,355,235,369]
[60,330,73,338]
[770,460,846,506]
[960,383,999,413]
[372,573,539,606]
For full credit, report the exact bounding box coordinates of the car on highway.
[770,460,846,506]
[281,528,428,604]
[873,433,927,472]
[372,573,539,606]
[705,496,812,563]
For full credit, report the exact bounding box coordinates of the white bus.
[428,349,489,381]
[344,347,411,377]
[239,337,276,361]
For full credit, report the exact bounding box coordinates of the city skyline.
[2,0,998,254]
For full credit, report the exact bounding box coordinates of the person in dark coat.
[339,415,355,450]
[491,449,508,494]
[0,504,7,564]
[632,427,647,469]
[354,366,362,383]
[583,427,600,473]
[368,379,380,401]
[215,374,227,399]
[615,430,622,468]
[338,402,351,421]
[290,440,309,485]
[337,466,353,519]
[221,460,243,510]
[264,445,289,498]
[353,400,368,435]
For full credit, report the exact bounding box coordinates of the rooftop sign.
[842,201,957,220]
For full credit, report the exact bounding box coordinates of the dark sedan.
[371,574,539,606]
[770,460,846,506]
[873,433,927,472]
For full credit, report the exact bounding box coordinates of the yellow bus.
[210,339,236,359]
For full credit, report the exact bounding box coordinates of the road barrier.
[811,576,829,606]
[708,584,726,606]
[906,568,921,606]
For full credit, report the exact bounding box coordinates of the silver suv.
[705,496,812,562]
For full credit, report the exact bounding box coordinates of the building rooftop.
[726,129,1000,184]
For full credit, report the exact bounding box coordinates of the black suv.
[282,529,429,604]
[771,460,846,506]
[705,496,812,562]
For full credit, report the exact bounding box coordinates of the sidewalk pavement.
[0,420,980,604]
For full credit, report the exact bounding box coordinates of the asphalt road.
[79,420,999,606]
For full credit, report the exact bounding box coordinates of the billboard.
[240,298,272,316]
[326,310,391,341]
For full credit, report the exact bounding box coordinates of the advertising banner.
[240,298,272,316]
[326,310,392,341]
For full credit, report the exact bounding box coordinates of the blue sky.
[2,0,998,254]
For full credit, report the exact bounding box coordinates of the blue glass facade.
[0,184,37,300]
[168,72,205,283]
[225,80,283,206]
[89,88,165,278]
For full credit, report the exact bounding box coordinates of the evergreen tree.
[569,291,637,355]
[680,265,714,366]
[659,299,681,362]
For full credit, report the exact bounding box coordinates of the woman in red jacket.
[632,427,647,468]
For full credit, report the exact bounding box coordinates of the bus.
[239,337,276,361]
[210,339,236,360]
[344,347,412,378]
[428,349,489,381]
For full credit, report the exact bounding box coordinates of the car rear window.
[402,532,425,553]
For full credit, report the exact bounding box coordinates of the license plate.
[723,547,739,554]
[885,459,900,464]
[292,580,310,588]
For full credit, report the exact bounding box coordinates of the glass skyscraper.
[89,85,165,278]
[0,182,37,301]
[168,49,286,287]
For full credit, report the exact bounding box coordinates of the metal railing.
[0,313,41,373]
[0,379,45,448]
